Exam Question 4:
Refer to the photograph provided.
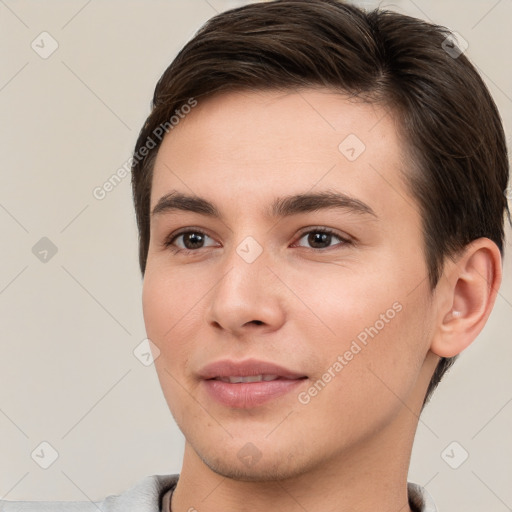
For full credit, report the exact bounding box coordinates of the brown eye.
[295,228,350,250]
[166,230,217,252]
[181,232,206,250]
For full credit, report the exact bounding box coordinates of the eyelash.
[163,227,353,255]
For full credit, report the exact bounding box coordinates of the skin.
[142,88,501,512]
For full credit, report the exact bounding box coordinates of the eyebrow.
[151,190,377,220]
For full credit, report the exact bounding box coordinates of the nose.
[205,239,287,337]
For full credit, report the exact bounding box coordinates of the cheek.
[288,263,402,343]
[142,265,202,342]
[142,270,200,415]
[311,285,431,420]
[142,269,200,392]
[299,262,431,394]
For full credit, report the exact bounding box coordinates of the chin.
[203,458,304,483]
[195,443,314,483]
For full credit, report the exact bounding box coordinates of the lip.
[199,358,306,380]
[199,358,307,408]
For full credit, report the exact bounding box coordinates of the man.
[2,0,508,511]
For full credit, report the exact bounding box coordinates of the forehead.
[150,88,415,220]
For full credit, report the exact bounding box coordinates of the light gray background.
[1,0,511,510]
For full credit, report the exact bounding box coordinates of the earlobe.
[431,238,502,359]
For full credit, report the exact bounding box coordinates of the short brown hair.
[131,0,509,406]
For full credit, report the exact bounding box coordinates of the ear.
[430,238,502,358]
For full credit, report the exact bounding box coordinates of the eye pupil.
[184,232,204,249]
[309,232,331,248]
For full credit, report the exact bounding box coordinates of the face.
[142,88,437,481]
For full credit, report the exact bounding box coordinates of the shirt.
[0,474,437,511]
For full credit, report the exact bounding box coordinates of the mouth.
[199,358,307,380]
[211,374,303,383]
[199,359,308,408]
